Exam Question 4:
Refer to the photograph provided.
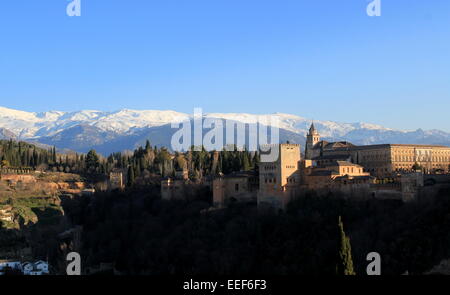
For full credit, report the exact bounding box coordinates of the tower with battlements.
[258,144,302,210]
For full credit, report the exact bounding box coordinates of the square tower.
[258,144,301,210]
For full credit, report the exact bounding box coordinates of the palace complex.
[162,123,450,210]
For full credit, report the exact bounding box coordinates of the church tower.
[305,122,320,160]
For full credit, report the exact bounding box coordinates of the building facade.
[305,123,450,177]
[161,178,190,201]
[212,171,259,208]
[257,144,302,210]
[109,169,125,190]
[303,160,373,190]
[353,144,450,177]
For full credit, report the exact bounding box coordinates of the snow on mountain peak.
[92,109,189,132]
[1,105,449,153]
[0,105,446,146]
[0,106,38,121]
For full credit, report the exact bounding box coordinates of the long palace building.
[305,123,450,177]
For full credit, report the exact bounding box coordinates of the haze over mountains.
[1,106,449,155]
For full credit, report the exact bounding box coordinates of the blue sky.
[0,0,449,131]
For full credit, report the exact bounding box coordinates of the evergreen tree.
[85,149,100,173]
[127,165,135,187]
[252,152,260,172]
[135,160,141,177]
[145,140,151,152]
[52,146,57,164]
[242,151,251,171]
[337,216,356,275]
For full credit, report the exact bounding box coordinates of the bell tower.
[305,122,320,160]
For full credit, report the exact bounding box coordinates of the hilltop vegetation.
[57,185,450,275]
[0,139,86,173]
[1,138,258,189]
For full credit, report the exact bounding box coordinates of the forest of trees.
[0,139,88,173]
[105,140,259,186]
[0,139,258,186]
[1,140,56,169]
[58,184,450,275]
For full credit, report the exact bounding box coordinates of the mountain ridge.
[1,106,449,154]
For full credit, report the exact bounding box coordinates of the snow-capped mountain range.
[0,106,449,155]
[0,106,189,138]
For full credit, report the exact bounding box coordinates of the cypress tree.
[127,165,135,187]
[242,152,251,171]
[252,152,259,169]
[85,150,100,173]
[145,140,151,152]
[337,216,356,275]
[52,146,57,164]
[135,160,141,177]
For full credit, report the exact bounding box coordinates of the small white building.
[0,260,50,275]
[35,260,49,273]
[22,262,34,274]
[0,260,22,275]
[22,261,49,275]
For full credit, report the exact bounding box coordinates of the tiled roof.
[334,161,362,167]
[312,155,351,160]
[308,170,336,177]
[222,171,257,179]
